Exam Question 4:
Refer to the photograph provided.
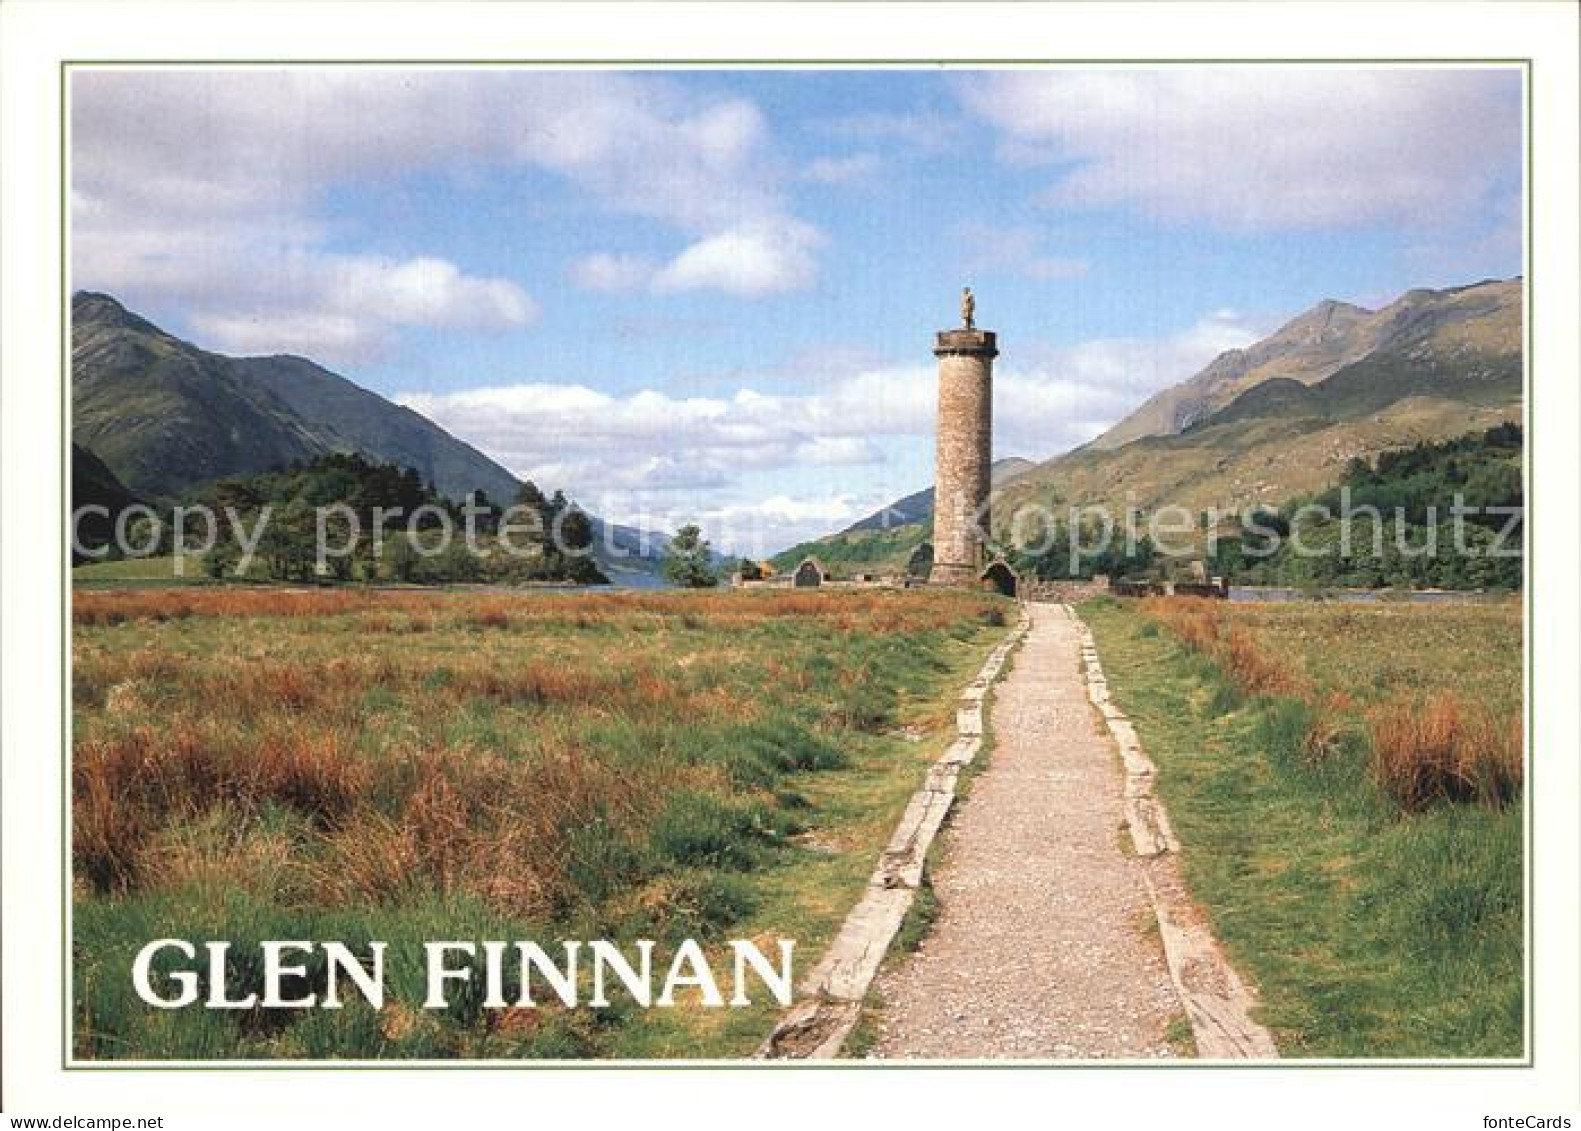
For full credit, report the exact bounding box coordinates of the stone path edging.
[1072,609,1280,1060]
[755,610,1032,1059]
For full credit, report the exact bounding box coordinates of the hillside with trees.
[196,454,607,585]
[1213,423,1523,590]
[75,453,608,586]
[1003,423,1522,589]
[70,292,662,581]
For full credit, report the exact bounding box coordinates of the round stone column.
[928,327,997,586]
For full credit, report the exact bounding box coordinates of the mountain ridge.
[72,292,346,500]
[70,292,664,574]
[72,292,526,504]
[994,277,1521,526]
[1087,277,1519,451]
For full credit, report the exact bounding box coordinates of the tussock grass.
[1369,693,1523,811]
[72,586,1011,1059]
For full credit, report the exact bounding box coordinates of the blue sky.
[72,67,1523,554]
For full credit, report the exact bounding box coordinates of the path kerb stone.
[755,610,1031,1059]
[1072,611,1279,1060]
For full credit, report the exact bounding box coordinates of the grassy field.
[1082,595,1523,1058]
[73,553,212,584]
[72,586,1011,1059]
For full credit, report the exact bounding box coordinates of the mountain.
[70,292,664,574]
[234,354,522,505]
[992,278,1522,527]
[1088,278,1520,450]
[71,442,142,559]
[72,293,342,500]
[72,293,519,503]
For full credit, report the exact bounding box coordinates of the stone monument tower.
[928,288,998,586]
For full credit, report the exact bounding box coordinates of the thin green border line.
[64,56,1533,66]
[1522,55,1535,1078]
[59,56,1537,1072]
[60,57,72,1083]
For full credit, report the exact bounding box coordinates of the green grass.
[1080,596,1523,1058]
[1223,600,1522,717]
[1164,1011,1198,1057]
[769,523,929,577]
[72,552,213,584]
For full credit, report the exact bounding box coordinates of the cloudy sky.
[71,67,1523,555]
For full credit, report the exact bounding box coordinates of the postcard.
[4,2,1578,1126]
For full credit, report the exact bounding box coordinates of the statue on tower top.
[961,286,976,330]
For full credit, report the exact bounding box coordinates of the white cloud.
[1030,310,1260,394]
[727,493,870,526]
[73,192,537,363]
[188,312,384,363]
[585,488,891,559]
[797,436,881,465]
[338,256,536,328]
[652,220,824,297]
[692,493,883,556]
[71,70,784,235]
[396,371,917,494]
[573,219,824,299]
[959,69,1522,230]
[70,69,824,356]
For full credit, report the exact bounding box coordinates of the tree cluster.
[194,454,608,585]
[1216,423,1524,590]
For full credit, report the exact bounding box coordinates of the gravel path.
[868,602,1182,1059]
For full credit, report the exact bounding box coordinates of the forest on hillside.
[1008,423,1524,591]
[76,452,609,586]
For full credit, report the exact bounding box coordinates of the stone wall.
[1021,577,1107,604]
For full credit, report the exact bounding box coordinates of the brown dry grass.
[74,699,726,914]
[72,586,1005,915]
[77,651,734,723]
[74,588,372,624]
[1140,597,1301,697]
[72,587,1000,633]
[74,721,370,891]
[1219,625,1300,697]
